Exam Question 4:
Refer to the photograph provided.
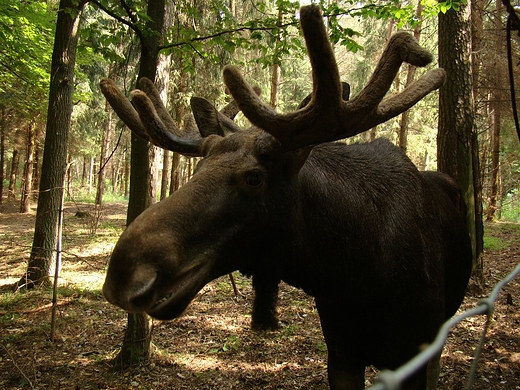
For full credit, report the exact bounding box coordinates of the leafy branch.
[88,0,146,44]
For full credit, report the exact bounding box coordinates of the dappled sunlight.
[1,205,519,389]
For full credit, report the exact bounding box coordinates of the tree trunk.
[169,152,180,195]
[160,150,170,200]
[398,1,424,151]
[32,133,40,201]
[96,100,112,206]
[0,108,5,204]
[486,102,501,221]
[438,1,483,283]
[81,156,87,187]
[485,0,505,222]
[123,150,129,198]
[115,0,166,369]
[66,154,73,197]
[150,40,171,204]
[8,148,19,202]
[20,122,35,213]
[270,7,283,109]
[19,0,84,289]
[113,311,154,370]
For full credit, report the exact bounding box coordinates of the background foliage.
[0,0,518,221]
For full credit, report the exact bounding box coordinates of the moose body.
[101,5,472,389]
[104,136,471,388]
[248,169,470,332]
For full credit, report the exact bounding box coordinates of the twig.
[0,298,74,316]
[1,342,36,390]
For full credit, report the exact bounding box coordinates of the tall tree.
[438,1,483,282]
[95,99,112,206]
[485,0,506,221]
[20,121,36,213]
[0,108,6,204]
[18,0,85,289]
[398,0,424,151]
[107,0,167,368]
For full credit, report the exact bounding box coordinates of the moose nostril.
[126,266,158,311]
[128,274,157,311]
[103,265,157,312]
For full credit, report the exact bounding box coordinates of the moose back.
[101,5,472,390]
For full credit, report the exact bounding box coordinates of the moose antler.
[100,78,204,156]
[223,4,446,151]
[100,79,262,155]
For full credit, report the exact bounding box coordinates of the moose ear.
[287,146,313,176]
[191,97,243,137]
[191,97,223,137]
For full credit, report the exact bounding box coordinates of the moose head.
[101,5,471,390]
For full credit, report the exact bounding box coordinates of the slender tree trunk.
[169,152,180,195]
[89,156,94,193]
[398,1,423,151]
[438,0,483,283]
[486,103,501,221]
[8,148,19,202]
[66,154,73,197]
[485,0,505,222]
[20,123,35,213]
[270,7,283,109]
[160,150,170,200]
[81,156,87,187]
[20,0,85,289]
[96,100,112,206]
[123,150,129,198]
[0,108,5,204]
[115,0,166,369]
[32,130,40,201]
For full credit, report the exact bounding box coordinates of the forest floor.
[0,201,519,390]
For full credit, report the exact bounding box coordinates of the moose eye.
[245,170,264,187]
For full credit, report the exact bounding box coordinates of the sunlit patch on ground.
[0,202,519,389]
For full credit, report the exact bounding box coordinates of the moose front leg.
[251,273,280,331]
[316,298,365,390]
[327,354,365,390]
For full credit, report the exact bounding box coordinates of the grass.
[484,221,520,251]
[483,235,508,251]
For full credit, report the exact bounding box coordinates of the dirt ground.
[0,201,519,389]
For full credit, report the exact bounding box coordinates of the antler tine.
[220,86,262,120]
[99,78,152,143]
[300,5,342,109]
[100,78,204,157]
[359,68,446,130]
[130,90,203,157]
[347,32,434,114]
[138,78,191,140]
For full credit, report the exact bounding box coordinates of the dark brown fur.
[103,134,472,389]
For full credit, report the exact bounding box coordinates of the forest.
[0,0,519,389]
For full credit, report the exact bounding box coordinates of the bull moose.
[101,5,472,389]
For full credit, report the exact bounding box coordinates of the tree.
[437,1,484,283]
[0,108,7,204]
[484,0,507,221]
[19,0,86,289]
[94,0,168,368]
[20,121,36,213]
[398,0,424,151]
[0,0,54,206]
[95,99,112,206]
